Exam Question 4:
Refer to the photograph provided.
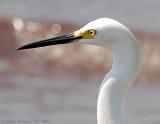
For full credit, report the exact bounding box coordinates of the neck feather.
[97,34,141,124]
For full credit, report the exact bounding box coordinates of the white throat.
[97,32,141,124]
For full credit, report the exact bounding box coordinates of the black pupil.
[90,31,93,35]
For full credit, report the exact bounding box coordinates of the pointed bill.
[17,33,82,50]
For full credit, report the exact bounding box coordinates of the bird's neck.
[97,35,141,124]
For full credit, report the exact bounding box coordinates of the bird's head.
[17,18,130,50]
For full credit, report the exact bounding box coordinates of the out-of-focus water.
[0,0,159,31]
[0,75,160,124]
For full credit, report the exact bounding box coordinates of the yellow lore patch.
[74,29,96,39]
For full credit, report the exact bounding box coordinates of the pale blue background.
[0,0,159,31]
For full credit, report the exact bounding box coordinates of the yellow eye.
[88,29,96,36]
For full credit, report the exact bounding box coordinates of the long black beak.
[17,33,82,50]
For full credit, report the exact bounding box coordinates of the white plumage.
[79,18,141,124]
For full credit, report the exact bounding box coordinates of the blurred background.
[0,0,160,124]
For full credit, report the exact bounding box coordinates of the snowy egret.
[18,18,141,124]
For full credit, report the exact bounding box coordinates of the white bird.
[18,18,141,124]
